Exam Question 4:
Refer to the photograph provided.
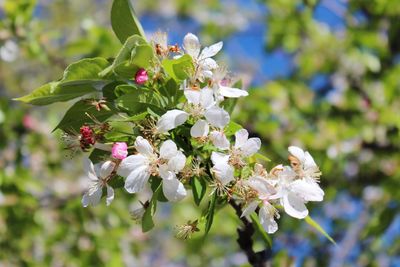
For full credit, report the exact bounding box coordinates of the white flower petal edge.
[82,160,116,207]
[157,110,189,133]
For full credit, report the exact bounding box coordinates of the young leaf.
[15,58,111,105]
[111,0,146,43]
[191,176,207,206]
[142,183,162,232]
[162,55,194,81]
[305,215,337,245]
[53,99,117,133]
[204,191,217,235]
[15,83,96,106]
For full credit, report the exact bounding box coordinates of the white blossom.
[288,146,322,181]
[82,159,115,207]
[211,67,248,102]
[117,137,187,202]
[183,33,223,81]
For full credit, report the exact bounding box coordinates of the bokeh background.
[1,0,400,266]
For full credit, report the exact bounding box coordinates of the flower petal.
[184,89,201,105]
[282,192,308,219]
[157,110,189,133]
[241,137,261,157]
[168,151,186,172]
[211,151,230,165]
[97,161,115,179]
[213,162,234,185]
[199,87,215,109]
[124,166,151,194]
[117,154,148,178]
[190,119,209,137]
[135,136,154,157]
[201,58,218,70]
[199,41,223,60]
[288,146,305,163]
[84,158,98,181]
[291,179,324,202]
[106,185,114,206]
[210,130,230,150]
[234,129,249,149]
[241,200,259,218]
[259,206,278,234]
[304,151,317,170]
[82,186,102,207]
[160,140,178,160]
[204,106,230,128]
[219,85,248,98]
[162,177,187,202]
[247,176,276,198]
[183,33,201,58]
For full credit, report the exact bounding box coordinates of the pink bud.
[112,142,128,160]
[135,68,148,85]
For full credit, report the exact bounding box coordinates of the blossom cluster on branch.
[16,1,325,241]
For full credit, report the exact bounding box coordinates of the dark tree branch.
[229,199,272,267]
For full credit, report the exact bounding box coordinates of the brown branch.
[229,199,272,267]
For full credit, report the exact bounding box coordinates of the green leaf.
[104,120,134,142]
[14,82,96,105]
[224,121,243,136]
[141,183,162,232]
[191,176,207,206]
[254,153,271,162]
[250,213,272,248]
[89,148,111,164]
[60,57,110,85]
[305,215,337,245]
[53,99,116,133]
[111,0,146,43]
[116,91,165,116]
[162,55,194,81]
[204,191,217,235]
[15,58,111,105]
[113,45,154,78]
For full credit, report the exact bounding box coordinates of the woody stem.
[229,199,272,267]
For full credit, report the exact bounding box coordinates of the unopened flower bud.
[135,68,148,85]
[112,142,128,160]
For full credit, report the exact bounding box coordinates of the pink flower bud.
[135,68,148,85]
[112,142,128,160]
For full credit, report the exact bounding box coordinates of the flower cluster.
[75,33,325,236]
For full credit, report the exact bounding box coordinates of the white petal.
[106,185,114,206]
[241,200,258,218]
[282,192,308,219]
[183,33,201,58]
[288,146,306,163]
[97,161,115,179]
[304,151,317,170]
[83,158,98,181]
[135,136,154,157]
[241,138,261,157]
[184,89,201,105]
[213,162,234,185]
[162,177,187,202]
[81,186,102,207]
[247,176,276,198]
[117,154,148,178]
[168,151,186,172]
[160,140,178,160]
[210,130,230,150]
[157,110,189,133]
[291,179,324,202]
[201,58,218,70]
[190,120,209,137]
[234,129,249,149]
[199,87,215,109]
[211,151,230,165]
[124,166,151,194]
[259,206,278,234]
[199,41,223,60]
[159,164,175,180]
[219,85,248,98]
[204,106,230,128]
